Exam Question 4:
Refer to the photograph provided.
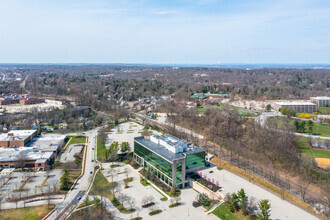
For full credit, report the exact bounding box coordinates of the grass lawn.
[67,169,82,188]
[90,171,112,197]
[198,106,223,113]
[0,204,55,220]
[90,172,135,214]
[97,137,106,159]
[298,148,330,159]
[268,117,330,137]
[67,136,86,145]
[295,136,310,148]
[212,203,236,220]
[318,107,330,115]
[312,123,330,137]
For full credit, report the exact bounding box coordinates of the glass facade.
[176,162,182,184]
[134,140,205,187]
[186,151,205,170]
[134,142,173,179]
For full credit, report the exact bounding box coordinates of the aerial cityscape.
[0,0,329,220]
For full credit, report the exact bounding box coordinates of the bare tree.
[47,185,52,208]
[297,177,311,202]
[174,196,181,204]
[148,195,155,204]
[141,196,149,206]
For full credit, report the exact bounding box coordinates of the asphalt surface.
[47,128,99,220]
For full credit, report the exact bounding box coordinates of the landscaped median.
[90,171,135,214]
[149,209,162,216]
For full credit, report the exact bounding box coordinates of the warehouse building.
[310,96,330,107]
[273,101,317,113]
[0,93,45,105]
[134,134,205,188]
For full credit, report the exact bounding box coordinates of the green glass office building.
[134,134,205,188]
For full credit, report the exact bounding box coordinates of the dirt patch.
[315,158,330,169]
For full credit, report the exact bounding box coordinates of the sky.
[0,0,329,64]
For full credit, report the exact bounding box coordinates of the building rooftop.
[0,147,53,162]
[274,101,316,106]
[0,130,36,141]
[311,96,330,100]
[135,134,204,162]
[26,134,67,152]
[0,134,66,163]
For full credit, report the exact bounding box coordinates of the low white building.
[310,96,330,107]
[273,101,317,113]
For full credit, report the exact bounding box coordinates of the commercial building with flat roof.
[273,101,317,113]
[134,134,205,188]
[0,93,45,105]
[310,96,330,107]
[0,130,37,148]
[0,134,67,171]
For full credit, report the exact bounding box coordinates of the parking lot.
[0,170,62,204]
[101,163,218,220]
[199,166,318,220]
[106,122,144,149]
[60,144,83,163]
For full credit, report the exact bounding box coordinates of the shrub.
[149,209,162,216]
[169,202,181,208]
[193,201,201,207]
[199,193,211,207]
[142,202,155,208]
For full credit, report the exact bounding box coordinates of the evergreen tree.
[60,169,69,190]
[258,199,271,220]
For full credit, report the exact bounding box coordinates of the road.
[47,128,99,220]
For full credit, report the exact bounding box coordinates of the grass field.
[90,171,135,214]
[268,117,330,137]
[298,148,330,159]
[90,171,112,198]
[295,136,330,160]
[67,136,86,146]
[295,136,310,147]
[212,203,248,220]
[318,107,330,115]
[0,204,55,220]
[96,137,106,159]
[312,123,330,137]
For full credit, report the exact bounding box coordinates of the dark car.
[92,160,94,162]
[90,171,93,174]
[77,196,81,200]
[209,171,214,173]
[92,148,94,150]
